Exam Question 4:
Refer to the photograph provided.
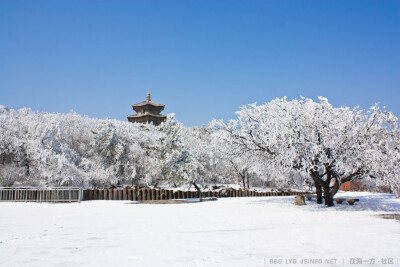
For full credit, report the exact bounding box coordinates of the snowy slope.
[0,192,399,267]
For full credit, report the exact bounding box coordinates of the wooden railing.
[0,187,83,202]
[0,187,309,202]
[83,188,309,201]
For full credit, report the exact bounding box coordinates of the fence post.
[147,188,151,200]
[138,188,144,201]
[159,189,165,200]
[127,189,132,200]
[132,188,137,201]
[144,188,148,200]
[88,189,93,200]
[163,189,168,200]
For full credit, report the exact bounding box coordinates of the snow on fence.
[83,188,309,201]
[0,187,83,202]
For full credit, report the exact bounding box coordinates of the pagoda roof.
[133,92,164,108]
[128,113,167,119]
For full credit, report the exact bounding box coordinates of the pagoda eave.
[128,114,167,119]
[132,104,164,114]
[127,114,167,126]
[133,101,165,108]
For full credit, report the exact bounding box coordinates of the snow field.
[0,192,399,267]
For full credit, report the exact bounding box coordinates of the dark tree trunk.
[330,177,340,197]
[192,182,203,198]
[241,174,246,189]
[309,164,363,207]
[310,169,323,204]
[315,184,323,204]
[322,183,334,207]
[323,167,335,207]
[309,168,334,206]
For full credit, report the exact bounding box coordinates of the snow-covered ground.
[0,192,399,267]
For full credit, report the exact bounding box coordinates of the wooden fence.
[0,187,83,202]
[0,187,309,202]
[83,188,309,201]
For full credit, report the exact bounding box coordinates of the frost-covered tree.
[0,106,162,188]
[1,98,398,199]
[93,121,128,185]
[213,97,400,205]
[154,115,200,188]
[181,126,230,187]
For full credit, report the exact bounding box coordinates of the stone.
[294,195,306,205]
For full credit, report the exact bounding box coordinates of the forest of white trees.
[1,97,399,201]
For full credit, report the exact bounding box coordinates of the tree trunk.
[192,182,203,198]
[246,172,250,189]
[330,177,340,197]
[310,166,364,207]
[309,168,334,206]
[315,184,323,204]
[241,174,246,189]
[322,183,334,207]
[310,169,323,204]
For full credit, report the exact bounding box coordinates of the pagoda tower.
[127,92,167,126]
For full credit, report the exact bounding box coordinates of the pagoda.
[127,92,167,126]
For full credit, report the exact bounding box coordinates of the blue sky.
[1,0,399,126]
